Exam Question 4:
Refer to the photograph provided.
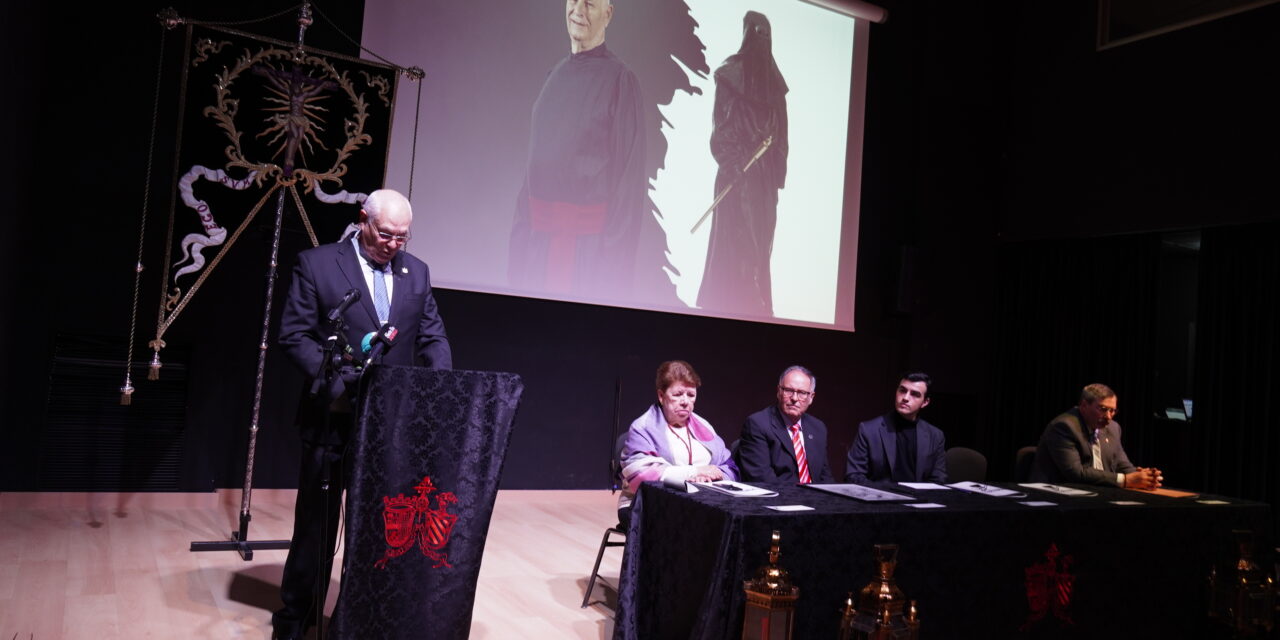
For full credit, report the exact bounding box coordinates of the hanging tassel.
[120,374,135,406]
[148,352,163,381]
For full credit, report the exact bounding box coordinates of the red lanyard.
[667,423,694,465]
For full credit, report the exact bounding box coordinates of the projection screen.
[363,0,877,331]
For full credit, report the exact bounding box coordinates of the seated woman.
[618,360,738,527]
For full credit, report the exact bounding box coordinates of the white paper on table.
[1109,500,1145,506]
[948,481,1025,497]
[1019,501,1057,507]
[766,505,815,512]
[905,502,946,509]
[1197,499,1230,505]
[1019,483,1097,497]
[690,480,780,498]
[803,484,914,502]
[899,482,951,490]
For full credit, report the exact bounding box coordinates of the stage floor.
[0,489,622,639]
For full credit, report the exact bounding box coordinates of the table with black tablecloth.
[613,482,1269,639]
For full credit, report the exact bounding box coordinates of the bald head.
[358,189,413,264]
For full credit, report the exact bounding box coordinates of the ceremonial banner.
[331,367,524,639]
[147,24,397,373]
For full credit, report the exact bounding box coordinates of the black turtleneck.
[890,411,919,482]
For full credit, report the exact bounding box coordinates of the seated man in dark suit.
[736,365,834,484]
[845,372,947,486]
[1030,383,1162,488]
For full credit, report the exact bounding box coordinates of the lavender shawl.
[620,404,738,498]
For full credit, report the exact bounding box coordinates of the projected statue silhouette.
[697,11,789,318]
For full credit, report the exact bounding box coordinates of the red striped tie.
[789,424,811,484]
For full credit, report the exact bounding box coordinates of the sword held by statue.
[690,134,773,234]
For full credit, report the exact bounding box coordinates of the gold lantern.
[1208,529,1274,636]
[742,529,799,640]
[840,543,919,640]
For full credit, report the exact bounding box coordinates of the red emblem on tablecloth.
[375,475,459,569]
[1022,542,1075,630]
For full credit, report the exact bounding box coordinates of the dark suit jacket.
[844,413,947,486]
[279,239,452,441]
[1029,407,1136,486]
[735,406,835,483]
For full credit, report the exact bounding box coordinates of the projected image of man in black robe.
[507,0,646,300]
[697,11,789,318]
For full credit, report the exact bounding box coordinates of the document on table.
[1019,483,1097,497]
[766,505,815,512]
[803,484,915,502]
[690,481,779,498]
[948,481,1027,498]
[899,482,951,490]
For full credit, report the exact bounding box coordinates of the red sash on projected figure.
[528,196,606,293]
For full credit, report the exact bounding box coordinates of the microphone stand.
[310,316,348,399]
[310,313,352,640]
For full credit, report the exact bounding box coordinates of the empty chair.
[1014,445,1037,483]
[945,446,988,483]
[582,433,629,608]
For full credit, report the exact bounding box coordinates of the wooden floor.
[0,489,623,639]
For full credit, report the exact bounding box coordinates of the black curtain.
[986,234,1161,480]
[1192,222,1280,516]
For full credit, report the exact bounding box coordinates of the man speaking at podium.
[273,188,452,640]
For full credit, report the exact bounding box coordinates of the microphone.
[362,324,399,366]
[327,288,362,322]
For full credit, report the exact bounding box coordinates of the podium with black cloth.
[328,365,523,640]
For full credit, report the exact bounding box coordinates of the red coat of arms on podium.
[375,476,459,569]
[1022,542,1075,630]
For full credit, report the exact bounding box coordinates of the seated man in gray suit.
[1030,383,1162,488]
[736,365,835,484]
[845,372,947,486]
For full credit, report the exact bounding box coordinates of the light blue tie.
[371,264,390,324]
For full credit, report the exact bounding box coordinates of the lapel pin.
[401,267,408,274]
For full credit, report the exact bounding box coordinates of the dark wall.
[4,1,1275,493]
[999,1,1280,239]
[989,0,1280,505]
